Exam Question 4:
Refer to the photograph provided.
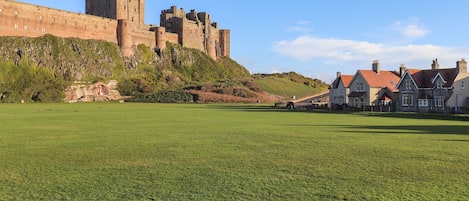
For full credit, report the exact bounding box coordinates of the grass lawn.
[0,103,468,200]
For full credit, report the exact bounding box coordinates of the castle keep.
[0,0,230,60]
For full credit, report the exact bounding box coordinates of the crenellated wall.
[0,1,230,60]
[160,6,230,60]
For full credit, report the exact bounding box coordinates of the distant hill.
[0,35,328,103]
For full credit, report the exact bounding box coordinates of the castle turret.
[207,37,217,60]
[117,19,133,57]
[155,27,167,50]
[219,29,230,57]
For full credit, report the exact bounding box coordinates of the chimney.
[457,59,467,74]
[336,71,342,78]
[400,64,406,77]
[432,58,440,70]
[372,60,380,74]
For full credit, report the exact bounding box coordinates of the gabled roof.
[331,75,353,89]
[406,68,458,88]
[356,70,401,92]
[396,71,418,89]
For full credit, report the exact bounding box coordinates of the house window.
[418,99,428,107]
[405,80,412,90]
[402,94,413,106]
[356,82,364,91]
[436,80,444,89]
[434,96,444,107]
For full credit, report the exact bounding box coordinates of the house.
[347,60,401,108]
[396,59,462,113]
[329,72,353,110]
[446,59,468,112]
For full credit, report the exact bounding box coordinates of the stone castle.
[0,0,230,60]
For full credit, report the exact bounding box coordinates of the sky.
[17,1,469,83]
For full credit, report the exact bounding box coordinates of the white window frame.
[402,94,413,107]
[418,99,428,107]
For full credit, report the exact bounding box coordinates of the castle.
[0,0,230,60]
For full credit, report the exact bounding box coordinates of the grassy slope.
[253,73,328,100]
[1,104,468,200]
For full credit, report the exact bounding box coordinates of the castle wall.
[0,1,230,60]
[0,1,118,43]
[130,29,155,49]
[181,20,205,51]
[166,32,179,44]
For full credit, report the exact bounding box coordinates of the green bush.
[125,91,197,103]
[0,59,65,103]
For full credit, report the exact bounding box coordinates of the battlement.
[0,0,230,59]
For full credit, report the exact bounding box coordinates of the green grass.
[254,75,327,99]
[0,103,468,200]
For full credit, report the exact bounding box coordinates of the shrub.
[125,91,196,103]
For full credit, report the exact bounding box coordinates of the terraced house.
[347,60,401,108]
[397,59,467,113]
[329,72,353,110]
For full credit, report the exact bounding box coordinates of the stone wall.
[0,1,230,60]
[0,1,118,43]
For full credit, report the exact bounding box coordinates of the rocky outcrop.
[64,80,124,102]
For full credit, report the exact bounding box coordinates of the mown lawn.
[0,103,468,200]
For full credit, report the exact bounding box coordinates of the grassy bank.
[0,103,468,200]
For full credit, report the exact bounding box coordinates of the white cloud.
[286,21,312,33]
[273,35,467,69]
[402,24,429,38]
[393,18,429,38]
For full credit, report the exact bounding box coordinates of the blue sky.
[18,1,469,83]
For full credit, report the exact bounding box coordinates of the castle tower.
[219,30,230,57]
[155,27,167,50]
[86,0,144,29]
[117,19,133,57]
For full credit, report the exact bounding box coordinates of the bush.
[125,91,197,103]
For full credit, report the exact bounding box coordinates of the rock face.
[64,80,124,102]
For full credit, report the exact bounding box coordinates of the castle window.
[0,8,3,15]
[15,11,18,16]
[24,25,28,30]
[14,24,19,29]
[462,81,465,89]
[39,16,43,21]
[42,27,46,33]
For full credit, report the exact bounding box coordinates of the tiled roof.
[331,75,353,88]
[407,68,458,88]
[358,70,401,92]
[341,75,353,88]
